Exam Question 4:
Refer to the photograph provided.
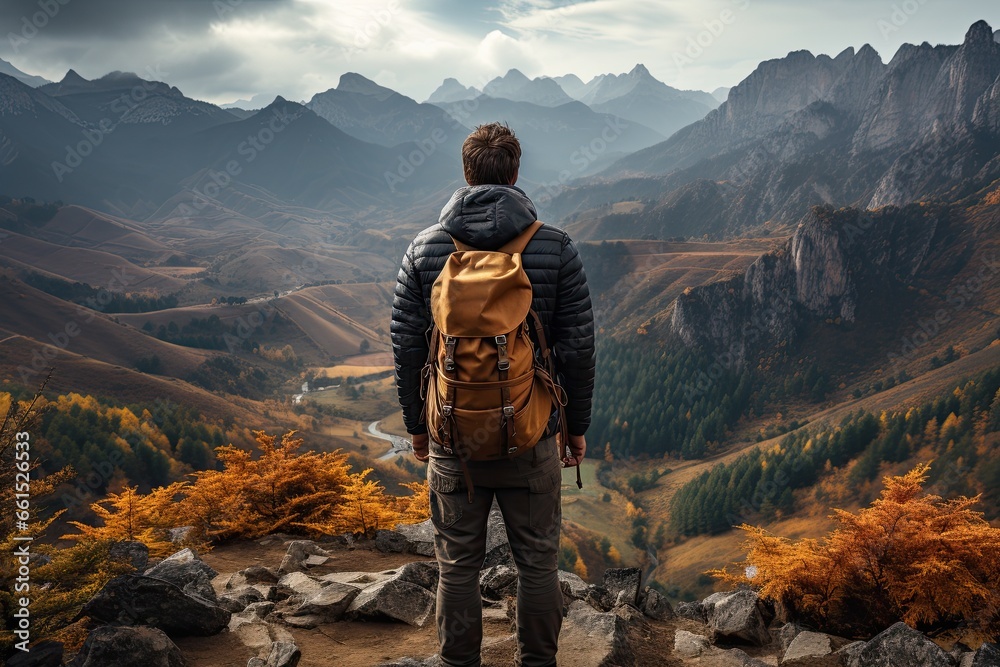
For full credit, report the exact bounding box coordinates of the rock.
[558,570,590,601]
[970,643,1000,667]
[720,647,771,667]
[108,541,149,570]
[218,586,266,613]
[395,561,440,593]
[778,622,804,652]
[376,658,441,667]
[167,526,194,543]
[144,548,218,602]
[277,572,326,599]
[483,504,514,569]
[304,555,329,567]
[674,630,711,658]
[243,565,279,584]
[292,582,361,620]
[558,599,644,666]
[262,641,300,667]
[277,554,304,575]
[639,586,674,620]
[346,579,435,627]
[282,615,323,629]
[855,622,952,667]
[374,530,409,553]
[248,660,267,667]
[230,618,273,653]
[708,589,772,646]
[481,564,519,600]
[246,601,276,619]
[285,540,330,562]
[252,584,281,602]
[394,520,436,556]
[602,567,641,607]
[82,574,231,636]
[835,641,865,667]
[675,600,707,622]
[8,640,63,667]
[782,631,834,664]
[69,626,185,667]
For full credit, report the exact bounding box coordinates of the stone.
[708,589,772,646]
[304,555,329,567]
[972,643,1000,667]
[374,530,408,553]
[246,601,276,619]
[855,622,952,667]
[144,548,218,602]
[602,567,641,607]
[480,564,519,600]
[277,572,326,598]
[483,504,514,569]
[8,640,63,667]
[782,631,834,664]
[674,630,711,658]
[346,579,435,627]
[82,574,231,636]
[262,641,301,667]
[639,586,674,620]
[167,526,193,543]
[558,570,590,601]
[778,622,804,652]
[558,599,643,666]
[230,618,273,652]
[243,565,279,584]
[675,600,707,622]
[396,560,440,592]
[285,540,329,562]
[69,626,185,667]
[394,520,436,556]
[218,585,266,613]
[835,640,865,667]
[292,582,361,620]
[282,615,322,629]
[277,554,304,575]
[252,584,281,602]
[108,541,149,570]
[720,647,772,667]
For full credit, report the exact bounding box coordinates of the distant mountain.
[0,57,50,87]
[221,93,281,110]
[425,78,480,104]
[711,86,730,103]
[550,21,1000,241]
[482,69,574,107]
[552,74,588,99]
[306,72,468,150]
[432,95,664,182]
[578,64,719,139]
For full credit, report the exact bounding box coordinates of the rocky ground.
[10,508,1000,667]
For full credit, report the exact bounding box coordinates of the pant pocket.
[527,466,561,533]
[428,466,464,530]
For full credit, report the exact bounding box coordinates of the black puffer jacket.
[390,184,595,436]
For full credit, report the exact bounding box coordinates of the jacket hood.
[438,185,538,250]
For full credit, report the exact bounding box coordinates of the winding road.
[369,420,412,460]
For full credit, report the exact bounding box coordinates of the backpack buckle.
[502,405,515,417]
[442,404,453,417]
[507,446,518,454]
[498,359,510,371]
[495,335,507,345]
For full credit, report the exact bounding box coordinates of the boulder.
[144,548,218,602]
[82,574,231,636]
[230,618,273,653]
[394,520,436,556]
[782,631,834,665]
[835,641,865,667]
[374,530,408,554]
[778,622,804,652]
[261,641,301,667]
[855,622,952,667]
[346,579,435,627]
[277,572,325,599]
[167,526,193,543]
[291,582,361,620]
[304,555,329,567]
[708,589,772,646]
[244,565,280,584]
[69,626,185,667]
[245,601,276,619]
[285,540,330,562]
[8,640,63,667]
[395,561,440,593]
[675,600,707,623]
[282,615,322,629]
[602,568,642,607]
[108,541,149,570]
[718,648,772,667]
[558,570,590,601]
[480,564,519,600]
[639,586,674,620]
[558,599,645,666]
[971,643,1000,667]
[483,504,514,569]
[218,586,266,613]
[674,630,711,658]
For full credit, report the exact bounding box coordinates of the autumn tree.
[712,463,1000,638]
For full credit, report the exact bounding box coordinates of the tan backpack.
[421,221,569,487]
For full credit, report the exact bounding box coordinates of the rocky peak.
[336,72,396,99]
[425,77,479,104]
[483,69,573,107]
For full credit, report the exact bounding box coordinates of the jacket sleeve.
[390,244,430,435]
[551,236,595,436]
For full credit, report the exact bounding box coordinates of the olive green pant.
[427,436,564,667]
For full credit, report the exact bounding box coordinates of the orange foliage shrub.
[712,463,1000,638]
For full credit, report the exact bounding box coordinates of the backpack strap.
[450,221,544,254]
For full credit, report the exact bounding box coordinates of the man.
[390,122,595,667]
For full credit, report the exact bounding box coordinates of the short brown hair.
[461,122,521,186]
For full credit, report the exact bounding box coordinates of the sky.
[1,0,997,105]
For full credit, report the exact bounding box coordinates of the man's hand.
[411,433,429,462]
[562,434,586,467]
